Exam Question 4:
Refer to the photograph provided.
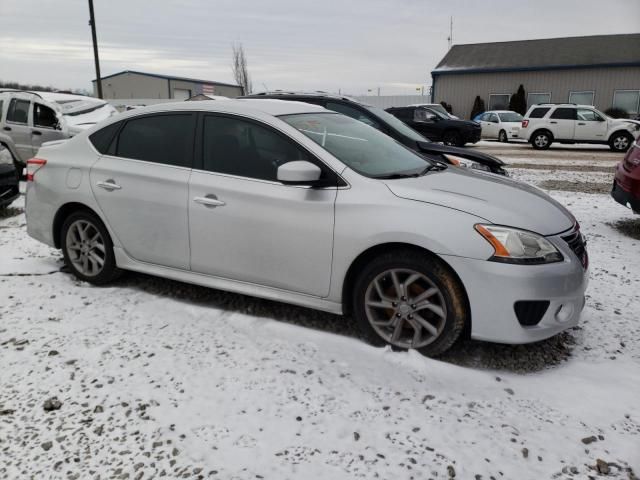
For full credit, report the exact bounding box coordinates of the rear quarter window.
[89,121,122,154]
[528,107,550,118]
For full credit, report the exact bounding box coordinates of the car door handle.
[577,122,586,125]
[3,126,11,131]
[32,130,42,135]
[194,195,226,208]
[549,121,558,124]
[96,180,122,191]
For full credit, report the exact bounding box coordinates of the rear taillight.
[521,120,529,128]
[26,158,47,181]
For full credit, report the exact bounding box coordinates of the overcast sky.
[1,0,638,96]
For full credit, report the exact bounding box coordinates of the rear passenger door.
[89,113,195,270]
[4,98,33,160]
[548,108,576,140]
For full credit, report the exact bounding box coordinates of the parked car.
[611,140,640,213]
[408,103,459,119]
[0,144,19,208]
[519,103,640,151]
[476,110,523,142]
[385,105,482,147]
[0,90,117,170]
[243,92,506,174]
[26,99,588,356]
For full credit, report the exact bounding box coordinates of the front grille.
[562,226,588,270]
[514,300,550,326]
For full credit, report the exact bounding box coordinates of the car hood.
[384,167,575,236]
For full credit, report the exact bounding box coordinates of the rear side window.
[89,121,122,154]
[116,114,195,167]
[550,108,576,120]
[529,107,550,118]
[7,99,30,124]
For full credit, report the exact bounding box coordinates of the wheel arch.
[341,242,472,337]
[530,128,554,142]
[52,202,101,248]
[608,129,633,143]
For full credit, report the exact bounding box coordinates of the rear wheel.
[531,131,552,150]
[442,130,463,147]
[498,130,508,143]
[61,210,121,285]
[352,250,468,357]
[609,131,633,152]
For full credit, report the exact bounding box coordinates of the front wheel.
[61,210,121,285]
[609,132,633,152]
[442,131,463,147]
[352,250,468,357]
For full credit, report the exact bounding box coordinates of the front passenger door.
[189,114,337,296]
[32,103,66,151]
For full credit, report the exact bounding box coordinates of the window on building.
[116,114,195,167]
[202,115,312,181]
[7,99,30,124]
[612,90,640,115]
[550,108,577,120]
[528,107,551,118]
[527,93,551,107]
[569,91,595,106]
[488,94,510,111]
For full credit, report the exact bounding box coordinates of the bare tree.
[231,43,252,95]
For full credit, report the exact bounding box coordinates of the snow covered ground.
[1,153,639,479]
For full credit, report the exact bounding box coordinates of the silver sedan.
[26,99,588,356]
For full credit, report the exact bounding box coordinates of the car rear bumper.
[442,233,588,344]
[612,179,640,213]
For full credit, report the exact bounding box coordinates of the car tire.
[442,130,464,147]
[609,131,633,152]
[352,249,468,357]
[60,210,122,285]
[531,130,552,150]
[498,130,508,143]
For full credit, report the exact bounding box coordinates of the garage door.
[173,88,191,100]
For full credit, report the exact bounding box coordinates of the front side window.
[569,91,595,106]
[7,99,30,124]
[489,113,499,123]
[202,115,311,181]
[281,113,431,178]
[414,108,439,122]
[34,103,59,129]
[576,109,603,121]
[488,94,509,110]
[326,102,381,129]
[529,107,550,118]
[116,114,195,167]
[550,108,577,120]
[613,90,640,115]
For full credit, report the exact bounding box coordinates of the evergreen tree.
[509,84,527,115]
[470,96,486,119]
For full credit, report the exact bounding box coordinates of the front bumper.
[464,129,482,144]
[442,233,588,344]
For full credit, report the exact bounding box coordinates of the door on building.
[173,89,191,100]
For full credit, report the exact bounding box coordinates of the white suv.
[520,104,640,152]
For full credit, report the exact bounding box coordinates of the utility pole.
[447,16,453,50]
[88,0,103,99]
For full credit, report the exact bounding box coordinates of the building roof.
[432,33,640,75]
[92,70,241,88]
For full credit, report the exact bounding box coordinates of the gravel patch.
[507,163,615,173]
[0,205,23,219]
[608,218,640,240]
[538,180,611,194]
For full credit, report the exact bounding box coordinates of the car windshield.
[280,113,433,178]
[498,112,523,122]
[362,105,429,143]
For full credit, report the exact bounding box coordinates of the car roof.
[244,91,370,105]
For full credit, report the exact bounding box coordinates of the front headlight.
[475,224,563,265]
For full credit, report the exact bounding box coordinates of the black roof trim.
[92,70,241,89]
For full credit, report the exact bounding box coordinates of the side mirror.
[277,161,322,185]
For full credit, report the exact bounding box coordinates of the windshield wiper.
[373,172,421,179]
[419,162,448,175]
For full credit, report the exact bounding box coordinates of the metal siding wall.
[434,67,640,119]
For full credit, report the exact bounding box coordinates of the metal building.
[92,70,244,100]
[431,34,640,120]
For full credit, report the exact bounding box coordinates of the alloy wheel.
[65,219,106,277]
[613,135,630,151]
[364,268,447,349]
[534,134,548,148]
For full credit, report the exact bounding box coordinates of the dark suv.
[242,92,505,174]
[386,105,482,147]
